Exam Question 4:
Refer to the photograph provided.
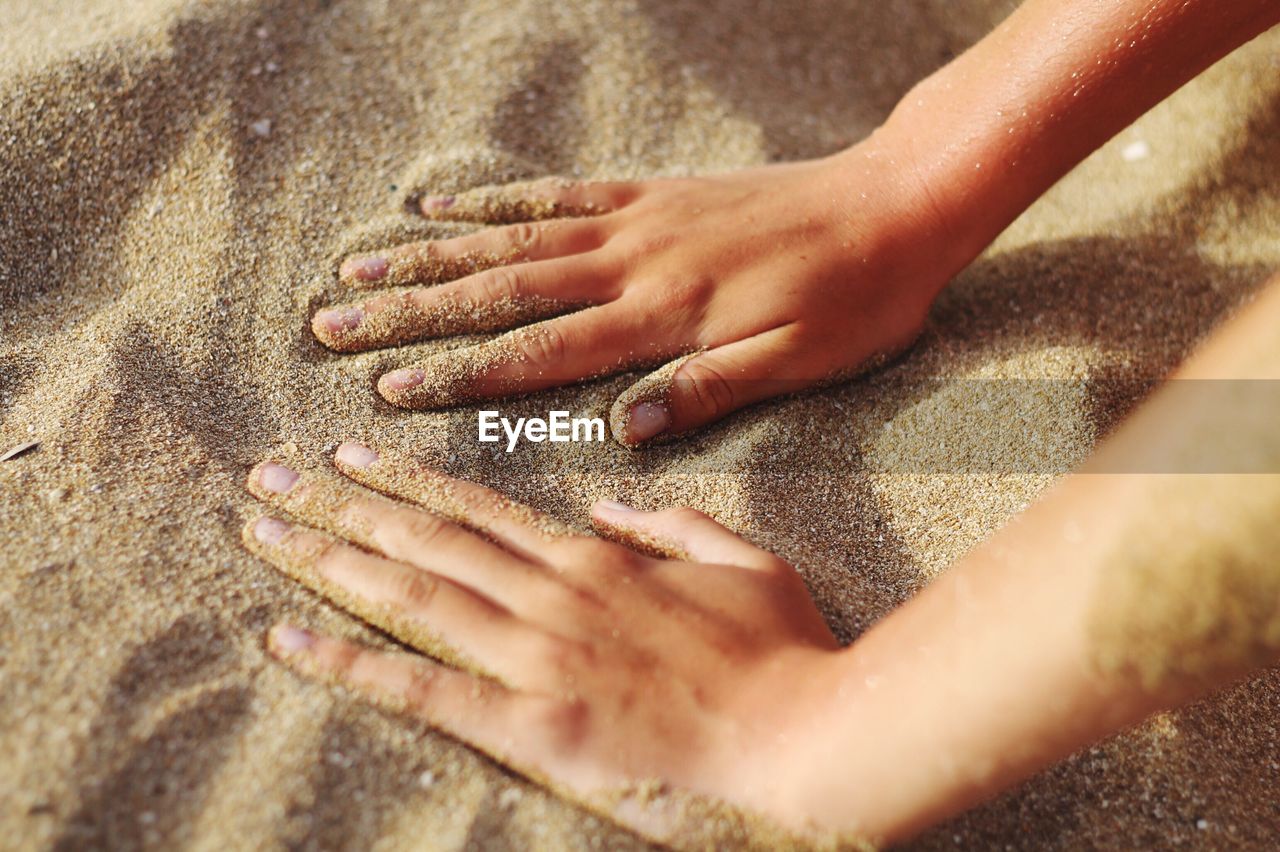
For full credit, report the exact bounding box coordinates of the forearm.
[866,0,1280,266]
[795,275,1280,843]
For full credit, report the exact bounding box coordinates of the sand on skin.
[2,0,1280,848]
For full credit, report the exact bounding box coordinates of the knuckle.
[605,180,639,207]
[336,495,377,529]
[559,536,615,563]
[507,221,541,254]
[566,218,606,252]
[678,359,737,418]
[329,644,364,676]
[307,537,343,570]
[513,322,567,369]
[405,668,442,707]
[556,537,636,575]
[623,231,678,263]
[536,697,591,751]
[527,633,582,674]
[478,265,526,302]
[391,569,439,610]
[397,510,453,550]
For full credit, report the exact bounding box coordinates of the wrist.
[817,126,989,308]
[872,79,1031,265]
[753,647,906,844]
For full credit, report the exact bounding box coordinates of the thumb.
[608,325,816,447]
[591,501,784,571]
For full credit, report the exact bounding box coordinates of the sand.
[2,0,1279,848]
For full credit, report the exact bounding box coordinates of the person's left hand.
[242,443,848,846]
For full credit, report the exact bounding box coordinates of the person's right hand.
[313,139,973,446]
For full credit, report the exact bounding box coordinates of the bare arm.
[314,0,1278,445]
[882,0,1280,263]
[244,272,1280,846]
[242,2,1280,846]
[808,273,1280,841]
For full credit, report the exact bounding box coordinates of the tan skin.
[246,456,845,842]
[314,0,1279,444]
[247,273,1280,845]
[250,0,1280,845]
[321,157,952,443]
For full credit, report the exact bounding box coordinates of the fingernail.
[336,442,378,468]
[314,306,364,334]
[597,499,635,513]
[270,624,315,653]
[380,368,425,391]
[421,194,456,212]
[625,402,670,444]
[340,255,388,281]
[254,516,290,543]
[258,462,299,494]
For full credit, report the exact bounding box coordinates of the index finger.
[332,443,577,560]
[376,306,678,410]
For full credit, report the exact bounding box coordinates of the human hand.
[243,444,861,847]
[314,144,966,446]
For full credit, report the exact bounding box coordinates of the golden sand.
[3,0,1280,848]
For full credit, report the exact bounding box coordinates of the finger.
[418,177,641,224]
[337,219,607,289]
[590,501,783,571]
[271,624,795,850]
[378,306,677,409]
[267,624,558,762]
[332,443,575,559]
[609,325,817,447]
[246,517,551,683]
[314,255,617,353]
[246,461,548,606]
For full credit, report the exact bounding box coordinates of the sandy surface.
[2,0,1279,848]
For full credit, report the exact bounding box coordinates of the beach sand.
[2,0,1279,848]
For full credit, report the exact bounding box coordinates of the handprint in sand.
[311,153,966,446]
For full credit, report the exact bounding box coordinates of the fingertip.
[309,311,332,344]
[246,460,297,497]
[377,368,429,409]
[268,623,316,658]
[340,255,388,281]
[264,462,302,495]
[244,514,290,546]
[621,402,670,446]
[379,368,425,393]
[335,442,379,469]
[313,306,365,335]
[245,461,268,492]
[420,194,457,216]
